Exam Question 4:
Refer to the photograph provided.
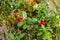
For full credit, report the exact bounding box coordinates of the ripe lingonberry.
[37,21,41,25]
[41,18,45,24]
[41,18,44,22]
[16,17,23,22]
[37,18,45,25]
[41,21,44,24]
[14,13,18,18]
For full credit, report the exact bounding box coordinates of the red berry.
[37,18,45,25]
[41,21,44,24]
[14,13,18,18]
[37,21,41,25]
[16,17,23,22]
[41,18,44,22]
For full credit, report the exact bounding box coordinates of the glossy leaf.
[22,11,27,19]
[17,22,24,27]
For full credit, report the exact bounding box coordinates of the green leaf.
[22,11,27,19]
[23,25,27,29]
[37,32,42,36]
[19,33,25,39]
[15,36,20,40]
[33,4,38,10]
[43,32,52,40]
[34,25,38,29]
[41,25,45,30]
[46,27,52,31]
[32,18,38,23]
[15,32,25,40]
[17,22,24,27]
[16,31,21,36]
[27,18,32,24]
[8,32,15,40]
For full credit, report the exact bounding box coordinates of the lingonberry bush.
[0,0,60,40]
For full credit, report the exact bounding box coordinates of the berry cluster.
[14,13,23,22]
[14,13,45,25]
[37,18,45,25]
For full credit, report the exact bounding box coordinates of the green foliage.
[17,22,24,27]
[8,32,15,40]
[56,26,60,40]
[8,32,25,40]
[0,0,24,14]
[0,0,60,40]
[15,32,25,40]
[32,18,38,23]
[27,17,32,25]
[41,25,52,40]
[33,1,48,19]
